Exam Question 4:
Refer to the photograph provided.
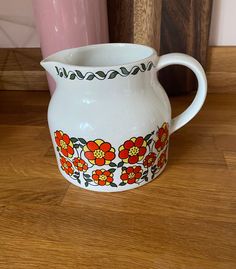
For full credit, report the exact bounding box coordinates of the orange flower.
[73,158,88,172]
[60,157,74,175]
[83,139,115,166]
[157,150,167,168]
[120,166,143,184]
[155,123,169,151]
[55,130,74,158]
[92,169,114,186]
[143,152,157,168]
[118,137,147,164]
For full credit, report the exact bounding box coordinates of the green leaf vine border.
[55,61,154,81]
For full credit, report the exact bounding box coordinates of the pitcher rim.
[40,43,157,69]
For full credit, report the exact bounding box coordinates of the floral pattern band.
[54,122,169,188]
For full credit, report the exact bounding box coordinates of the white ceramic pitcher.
[41,43,207,192]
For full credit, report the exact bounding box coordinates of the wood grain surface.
[159,0,213,95]
[0,90,236,268]
[133,0,161,51]
[108,0,212,95]
[0,48,48,91]
[207,46,236,93]
[107,0,134,43]
[108,0,162,51]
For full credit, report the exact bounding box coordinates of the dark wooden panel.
[159,0,213,95]
[107,0,134,43]
[107,0,212,95]
[107,0,162,51]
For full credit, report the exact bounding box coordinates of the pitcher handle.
[156,53,207,134]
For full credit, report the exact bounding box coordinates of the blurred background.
[0,0,235,48]
[0,0,235,95]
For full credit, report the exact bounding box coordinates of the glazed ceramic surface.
[41,43,207,192]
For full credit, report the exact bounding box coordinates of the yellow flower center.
[60,140,67,149]
[77,163,83,167]
[99,175,107,181]
[128,172,135,179]
[94,149,105,158]
[148,158,153,163]
[161,133,167,142]
[129,146,139,156]
[63,163,68,169]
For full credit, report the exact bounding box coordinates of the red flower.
[83,139,115,166]
[60,157,74,175]
[155,122,169,151]
[157,150,167,168]
[143,152,157,168]
[119,137,147,164]
[73,158,88,172]
[55,130,74,158]
[92,169,114,186]
[120,166,143,184]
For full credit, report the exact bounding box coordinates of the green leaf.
[95,71,106,78]
[59,72,63,77]
[143,170,148,176]
[152,169,157,175]
[110,182,117,187]
[108,168,116,173]
[147,62,154,71]
[144,133,152,141]
[63,68,68,77]
[120,67,129,75]
[87,74,95,80]
[141,63,146,71]
[71,137,78,143]
[55,66,60,75]
[131,67,140,75]
[121,166,126,171]
[83,174,90,178]
[77,178,81,184]
[108,71,119,79]
[151,131,155,135]
[151,165,157,171]
[141,175,148,181]
[78,138,86,144]
[147,139,152,146]
[85,178,93,182]
[69,73,76,80]
[85,182,89,187]
[74,144,80,148]
[109,162,116,167]
[74,171,80,175]
[56,147,59,152]
[119,181,126,186]
[117,161,124,167]
[75,70,84,79]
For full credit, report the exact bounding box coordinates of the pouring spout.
[40,59,59,83]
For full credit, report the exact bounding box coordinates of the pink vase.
[33,0,109,94]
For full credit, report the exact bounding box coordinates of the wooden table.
[0,91,235,269]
